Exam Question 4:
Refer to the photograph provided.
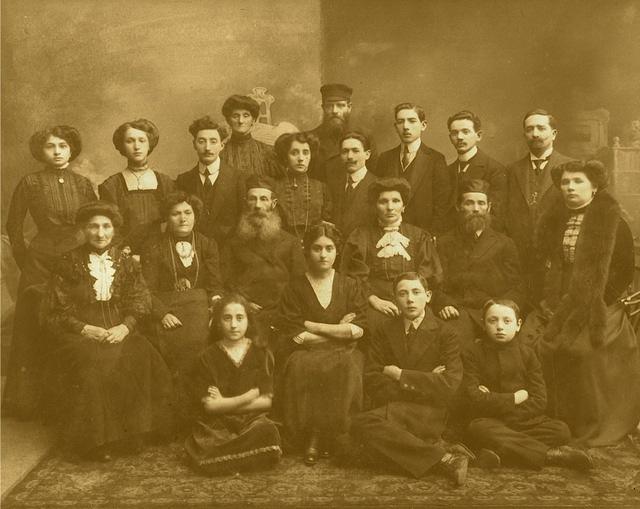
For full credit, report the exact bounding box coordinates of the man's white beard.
[236,209,282,242]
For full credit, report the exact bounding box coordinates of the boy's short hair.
[482,299,521,321]
[393,271,429,294]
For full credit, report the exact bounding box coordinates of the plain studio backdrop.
[2,0,640,220]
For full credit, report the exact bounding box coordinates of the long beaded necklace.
[168,232,200,291]
[286,172,310,243]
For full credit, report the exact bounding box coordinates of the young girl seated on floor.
[185,294,282,475]
[462,299,593,471]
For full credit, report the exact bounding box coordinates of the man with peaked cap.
[308,83,376,182]
[222,175,306,332]
[220,94,280,179]
[433,178,527,348]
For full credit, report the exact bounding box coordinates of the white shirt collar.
[458,145,478,163]
[404,309,426,334]
[347,165,368,185]
[402,138,422,154]
[530,147,553,161]
[199,158,220,175]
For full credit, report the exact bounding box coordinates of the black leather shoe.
[440,453,468,486]
[546,445,593,471]
[304,434,320,466]
[474,448,501,469]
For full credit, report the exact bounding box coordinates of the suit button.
[403,384,409,388]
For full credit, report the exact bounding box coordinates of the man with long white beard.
[433,179,526,349]
[223,176,306,333]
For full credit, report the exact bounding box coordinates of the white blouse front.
[88,251,116,301]
[122,168,158,191]
[175,241,194,267]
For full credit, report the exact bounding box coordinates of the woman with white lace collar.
[340,178,443,329]
[42,201,174,461]
[99,118,175,254]
[141,191,223,424]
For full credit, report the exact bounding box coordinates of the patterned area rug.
[4,438,640,508]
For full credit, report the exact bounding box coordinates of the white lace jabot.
[88,251,115,301]
[376,226,411,261]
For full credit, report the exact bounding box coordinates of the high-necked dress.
[535,191,640,446]
[42,245,174,454]
[99,168,175,253]
[276,270,367,443]
[273,171,333,243]
[141,231,223,419]
[185,340,282,475]
[3,166,97,417]
[221,131,279,178]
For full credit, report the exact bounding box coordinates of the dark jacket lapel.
[407,309,440,364]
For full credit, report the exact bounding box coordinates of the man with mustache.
[176,116,245,245]
[222,175,306,332]
[375,103,450,236]
[308,83,376,182]
[504,109,572,303]
[433,179,526,348]
[446,111,506,231]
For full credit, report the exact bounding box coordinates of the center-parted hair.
[340,131,371,152]
[188,115,229,140]
[393,271,429,293]
[550,159,608,190]
[368,177,412,205]
[112,118,160,156]
[161,190,204,221]
[29,125,82,163]
[303,223,343,258]
[482,299,521,321]
[273,132,319,166]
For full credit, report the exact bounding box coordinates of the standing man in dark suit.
[446,111,506,230]
[308,83,376,183]
[376,103,450,236]
[176,116,245,245]
[504,109,573,301]
[326,131,377,241]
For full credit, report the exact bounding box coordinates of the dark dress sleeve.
[191,348,219,409]
[344,275,368,332]
[340,227,373,298]
[255,346,275,396]
[415,228,444,288]
[6,177,29,269]
[288,237,307,277]
[41,255,87,336]
[604,217,635,305]
[321,182,333,223]
[200,235,224,298]
[139,240,172,320]
[79,176,98,202]
[276,280,307,354]
[117,255,152,331]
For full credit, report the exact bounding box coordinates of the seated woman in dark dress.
[530,160,640,446]
[42,201,174,461]
[99,118,175,253]
[141,191,223,421]
[277,223,367,466]
[4,125,96,418]
[340,178,442,331]
[185,294,281,475]
[273,132,332,243]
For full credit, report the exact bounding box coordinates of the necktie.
[406,323,417,353]
[203,168,213,191]
[402,147,411,171]
[458,160,470,174]
[533,158,547,177]
[344,175,355,203]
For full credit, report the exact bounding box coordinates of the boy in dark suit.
[463,299,593,470]
[176,116,245,244]
[350,272,469,485]
[375,103,450,235]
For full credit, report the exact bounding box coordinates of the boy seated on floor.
[348,271,469,486]
[462,299,593,471]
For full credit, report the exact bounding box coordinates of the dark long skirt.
[185,413,281,475]
[541,303,640,446]
[281,342,363,440]
[154,289,210,421]
[48,301,174,454]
